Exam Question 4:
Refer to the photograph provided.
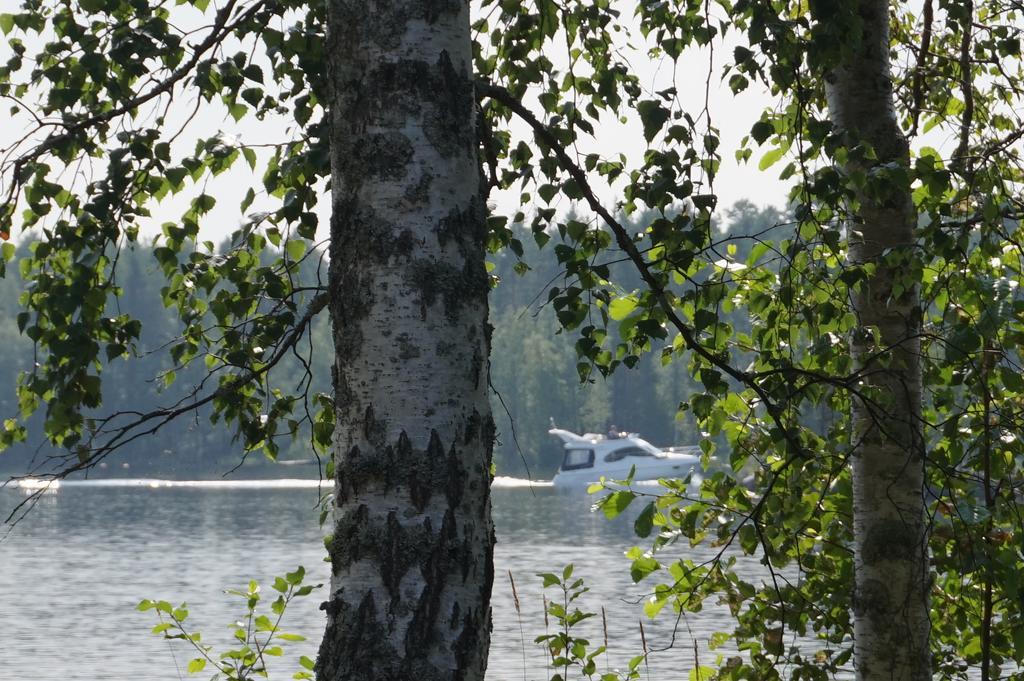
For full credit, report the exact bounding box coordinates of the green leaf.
[243,64,264,83]
[286,566,305,585]
[634,502,655,538]
[643,595,668,618]
[187,658,206,673]
[750,120,773,144]
[763,627,783,655]
[599,490,635,519]
[637,100,670,143]
[0,14,14,35]
[1001,366,1024,394]
[538,572,561,587]
[629,555,659,582]
[609,295,638,321]
[689,665,717,681]
[286,239,306,261]
[746,241,770,265]
[758,147,785,170]
[738,524,758,554]
[228,95,250,119]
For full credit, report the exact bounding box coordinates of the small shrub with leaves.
[138,566,320,680]
[536,565,641,681]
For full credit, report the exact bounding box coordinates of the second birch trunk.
[825,1,930,679]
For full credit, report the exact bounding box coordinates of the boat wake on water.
[491,476,553,488]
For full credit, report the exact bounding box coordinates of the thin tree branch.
[953,1,975,168]
[909,0,934,137]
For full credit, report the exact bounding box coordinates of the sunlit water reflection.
[0,478,774,680]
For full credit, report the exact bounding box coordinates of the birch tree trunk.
[825,2,930,679]
[318,1,494,679]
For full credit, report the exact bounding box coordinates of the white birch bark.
[825,2,930,679]
[318,1,493,679]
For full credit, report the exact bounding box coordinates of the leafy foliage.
[138,566,320,681]
[0,240,337,480]
[473,0,1024,677]
[0,0,333,477]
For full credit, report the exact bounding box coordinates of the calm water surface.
[0,479,765,680]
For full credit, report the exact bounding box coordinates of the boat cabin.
[548,427,701,487]
[560,442,663,471]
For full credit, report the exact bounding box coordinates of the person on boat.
[607,424,622,439]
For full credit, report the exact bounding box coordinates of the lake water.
[0,478,771,681]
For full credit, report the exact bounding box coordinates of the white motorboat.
[549,427,702,488]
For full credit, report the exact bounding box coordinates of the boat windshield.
[561,448,594,471]
[604,446,661,463]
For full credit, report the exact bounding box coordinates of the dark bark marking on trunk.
[452,601,488,681]
[323,456,492,681]
[317,590,403,680]
[396,332,422,360]
[345,58,471,154]
[328,501,370,568]
[852,575,930,681]
[470,345,484,388]
[334,200,418,266]
[423,51,475,159]
[404,507,458,649]
[437,199,487,258]
[435,340,457,357]
[405,171,434,205]
[357,132,415,180]
[409,260,489,321]
[337,0,463,48]
[335,427,486,511]
[362,404,389,448]
[410,431,447,511]
[327,495,458,604]
[858,519,918,564]
[445,439,467,510]
[423,0,463,24]
[462,410,481,445]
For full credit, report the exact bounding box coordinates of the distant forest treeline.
[0,201,792,479]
